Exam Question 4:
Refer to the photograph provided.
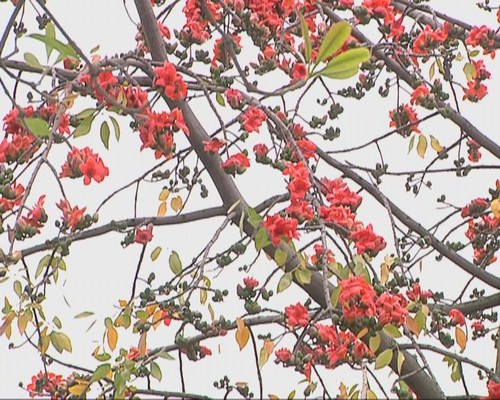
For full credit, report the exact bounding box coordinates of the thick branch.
[132,1,446,398]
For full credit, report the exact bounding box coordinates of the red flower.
[60,147,109,185]
[375,293,408,327]
[127,347,141,360]
[26,371,64,398]
[263,214,299,245]
[463,80,487,102]
[200,345,212,356]
[406,282,432,303]
[467,139,482,163]
[292,63,307,81]
[225,88,243,109]
[471,320,485,333]
[449,308,465,326]
[154,62,188,100]
[483,380,500,400]
[221,153,250,175]
[412,24,449,55]
[135,224,154,244]
[285,302,309,328]
[460,198,489,218]
[321,177,362,211]
[253,143,269,159]
[57,199,86,231]
[241,106,267,133]
[63,56,79,70]
[311,243,335,265]
[466,25,496,58]
[350,224,386,256]
[389,103,421,136]
[203,138,226,154]
[410,84,430,106]
[275,348,292,363]
[243,276,259,288]
[339,276,377,322]
[161,310,172,326]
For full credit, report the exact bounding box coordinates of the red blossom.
[410,84,430,106]
[221,152,250,175]
[350,224,387,256]
[466,25,496,58]
[253,143,269,159]
[320,177,362,211]
[449,308,465,326]
[263,214,299,245]
[375,292,408,327]
[461,198,489,218]
[135,224,154,244]
[463,80,488,102]
[241,106,267,133]
[292,63,307,81]
[285,302,309,328]
[471,320,485,333]
[26,371,64,398]
[57,199,86,232]
[406,282,432,303]
[275,348,292,363]
[243,276,259,288]
[200,345,212,356]
[203,138,226,154]
[339,276,377,322]
[482,380,500,400]
[225,88,243,109]
[154,62,188,100]
[389,104,421,135]
[60,147,109,185]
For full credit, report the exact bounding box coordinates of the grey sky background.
[0,0,499,398]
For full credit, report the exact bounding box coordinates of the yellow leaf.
[39,327,50,355]
[339,382,348,399]
[146,304,157,316]
[138,332,147,357]
[152,310,163,330]
[263,339,274,355]
[171,196,183,213]
[491,198,500,218]
[118,299,128,308]
[157,202,167,217]
[268,395,280,400]
[235,318,250,350]
[357,327,369,339]
[200,289,207,305]
[455,326,467,353]
[380,263,389,285]
[430,135,444,153]
[416,135,428,159]
[158,188,170,201]
[406,316,420,337]
[68,384,88,396]
[0,313,15,337]
[259,346,269,368]
[107,326,118,351]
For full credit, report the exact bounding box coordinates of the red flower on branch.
[135,224,154,244]
[241,106,267,133]
[285,302,309,328]
[57,199,86,232]
[243,276,259,288]
[154,62,188,100]
[26,371,64,398]
[221,153,250,175]
[449,308,465,326]
[351,224,387,256]
[203,138,226,154]
[275,348,292,363]
[263,214,299,245]
[60,147,109,185]
[339,276,377,322]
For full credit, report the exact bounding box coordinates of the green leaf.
[330,285,341,307]
[150,361,162,381]
[157,350,175,360]
[416,135,428,158]
[397,350,405,374]
[247,208,263,228]
[369,333,381,353]
[44,22,56,59]
[299,13,312,63]
[274,248,288,267]
[76,108,95,120]
[52,316,62,329]
[463,62,476,81]
[255,227,270,251]
[91,363,111,383]
[408,134,415,153]
[429,62,436,80]
[24,52,41,68]
[90,44,100,54]
[23,117,50,138]
[374,349,393,370]
[94,352,111,362]
[277,272,293,293]
[13,280,22,297]
[150,246,162,261]
[169,251,182,276]
[29,33,79,63]
[100,121,110,150]
[50,331,72,353]
[73,114,95,138]
[383,324,402,338]
[319,47,370,79]
[294,268,312,285]
[216,92,225,106]
[315,21,351,65]
[109,116,121,141]
[35,255,52,279]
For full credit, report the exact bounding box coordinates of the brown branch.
[132,1,446,398]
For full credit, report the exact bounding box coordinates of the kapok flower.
[275,348,292,363]
[221,153,250,175]
[449,308,465,326]
[339,276,377,322]
[241,106,267,133]
[285,302,309,328]
[135,224,154,244]
[350,224,387,256]
[60,147,109,185]
[203,138,226,154]
[243,276,259,288]
[262,214,299,245]
[154,62,188,100]
[57,199,86,231]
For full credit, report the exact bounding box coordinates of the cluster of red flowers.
[1,104,70,165]
[241,106,267,133]
[203,138,226,154]
[412,23,451,57]
[466,25,496,59]
[467,139,482,162]
[153,62,188,101]
[285,302,309,328]
[410,84,431,107]
[225,88,243,109]
[339,276,408,327]
[137,108,189,159]
[263,214,300,246]
[181,0,220,44]
[0,180,24,214]
[462,195,499,266]
[26,371,65,399]
[60,147,109,185]
[284,162,313,222]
